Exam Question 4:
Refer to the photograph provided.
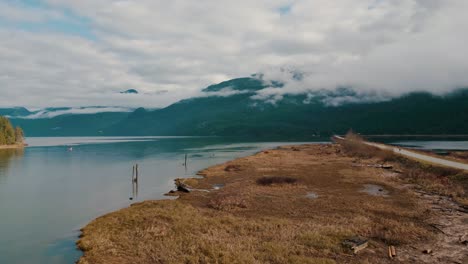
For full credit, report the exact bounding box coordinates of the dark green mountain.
[106,78,468,137]
[11,112,130,136]
[7,77,468,137]
[0,107,31,117]
[120,89,139,94]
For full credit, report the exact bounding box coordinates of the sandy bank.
[77,143,468,264]
[0,143,26,150]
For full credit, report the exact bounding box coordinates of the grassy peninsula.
[77,137,468,263]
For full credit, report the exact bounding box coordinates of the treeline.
[0,116,24,145]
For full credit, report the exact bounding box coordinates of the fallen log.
[342,237,368,254]
[175,178,192,193]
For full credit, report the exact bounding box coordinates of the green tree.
[0,116,17,145]
[15,126,24,143]
[0,132,5,145]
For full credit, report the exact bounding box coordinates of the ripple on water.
[361,184,389,197]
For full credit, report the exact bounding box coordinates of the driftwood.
[175,179,191,193]
[342,237,368,254]
[366,164,393,169]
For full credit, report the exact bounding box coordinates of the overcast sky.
[1,0,467,108]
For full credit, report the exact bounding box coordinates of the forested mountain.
[6,77,468,137]
[0,107,31,118]
[11,112,130,136]
[105,78,468,137]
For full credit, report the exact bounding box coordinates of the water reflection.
[0,148,24,178]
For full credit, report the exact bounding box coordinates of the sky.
[1,0,468,109]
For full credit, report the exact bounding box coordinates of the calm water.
[1,137,467,264]
[0,137,322,264]
[390,140,468,151]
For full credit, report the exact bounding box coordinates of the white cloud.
[0,0,467,108]
[19,106,134,119]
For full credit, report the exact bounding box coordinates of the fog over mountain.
[1,1,468,109]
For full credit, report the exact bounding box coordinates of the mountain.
[0,107,32,117]
[105,78,468,137]
[11,112,130,136]
[120,89,139,94]
[6,77,468,137]
[8,107,133,136]
[202,77,279,92]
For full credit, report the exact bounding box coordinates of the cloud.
[19,106,134,119]
[0,0,467,108]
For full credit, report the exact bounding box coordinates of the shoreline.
[0,143,26,150]
[76,143,468,264]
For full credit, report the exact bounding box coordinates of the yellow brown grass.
[341,132,468,206]
[78,143,437,264]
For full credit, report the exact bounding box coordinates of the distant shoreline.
[365,134,468,138]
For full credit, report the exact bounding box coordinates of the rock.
[423,249,432,254]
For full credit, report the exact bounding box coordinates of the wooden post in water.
[184,154,188,168]
[135,163,139,183]
[130,164,139,200]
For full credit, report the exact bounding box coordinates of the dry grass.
[256,176,298,186]
[448,151,468,162]
[78,201,344,264]
[341,132,468,206]
[78,143,437,264]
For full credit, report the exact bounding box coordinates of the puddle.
[361,184,389,197]
[213,184,224,190]
[306,192,318,199]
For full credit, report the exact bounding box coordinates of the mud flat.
[77,144,468,264]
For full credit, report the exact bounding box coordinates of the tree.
[15,127,24,143]
[0,116,18,145]
[0,132,5,145]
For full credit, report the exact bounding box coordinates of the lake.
[0,137,321,264]
[1,137,467,264]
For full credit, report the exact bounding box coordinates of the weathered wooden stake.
[135,163,139,183]
[184,154,187,168]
